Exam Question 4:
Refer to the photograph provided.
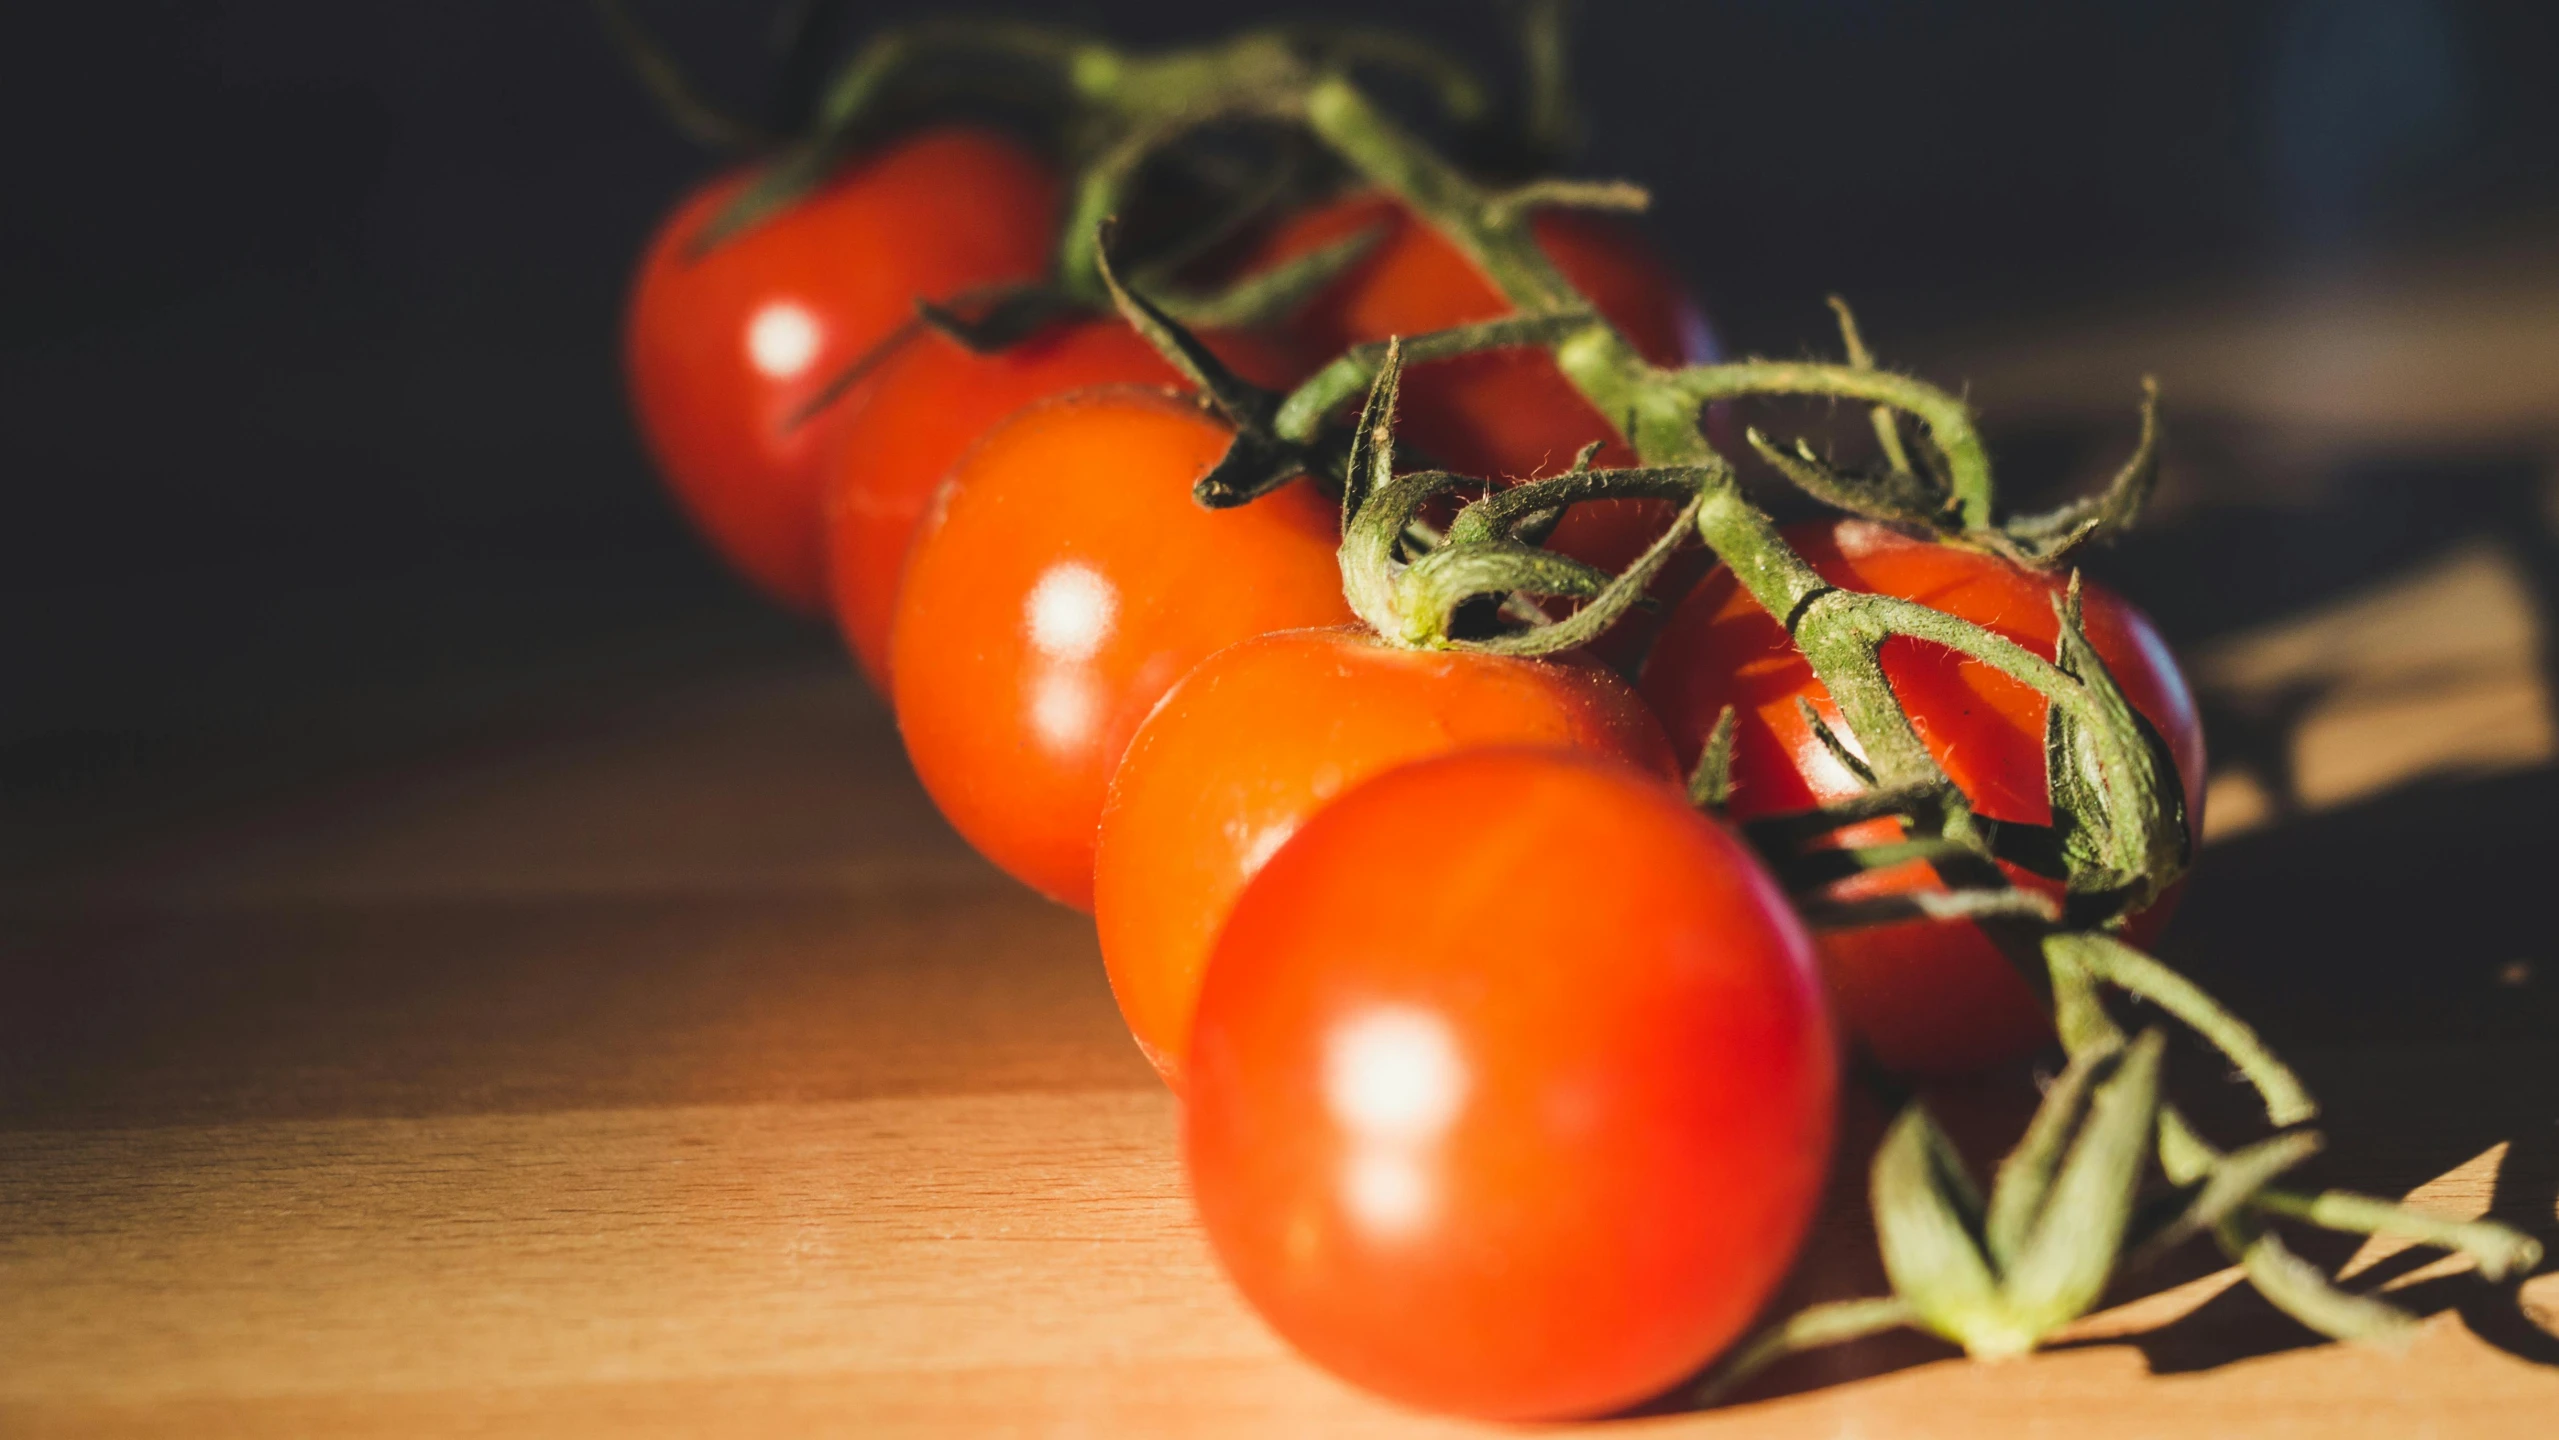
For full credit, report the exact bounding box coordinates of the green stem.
[1439,462,1704,546]
[2045,932,2315,1129]
[1053,36,1310,297]
[1674,361,1992,529]
[1690,1297,1916,1407]
[1781,837,1998,888]
[1329,350,1709,655]
[2255,1188,2545,1282]
[2217,1214,2420,1344]
[1482,177,1650,225]
[1275,312,1601,442]
[1257,22,1489,122]
[1829,295,1920,478]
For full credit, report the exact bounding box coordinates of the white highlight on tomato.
[1342,1152,1432,1237]
[745,300,822,380]
[1326,1006,1468,1239]
[1025,561,1116,662]
[1028,673,1099,752]
[1229,818,1299,881]
[1327,1007,1467,1139]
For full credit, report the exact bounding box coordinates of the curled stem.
[1676,360,1993,530]
[2001,378,2163,563]
[1328,339,1708,655]
[1829,294,1918,478]
[1275,311,1602,443]
[1747,427,1941,528]
[1149,224,1383,330]
[2046,932,2313,1129]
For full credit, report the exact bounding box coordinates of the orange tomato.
[624,128,1058,610]
[1094,627,1678,1089]
[1640,518,2207,1074]
[823,318,1291,690]
[889,386,1354,908]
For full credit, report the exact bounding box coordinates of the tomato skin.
[624,128,1058,611]
[1240,192,1713,580]
[823,320,1294,690]
[1094,628,1680,1090]
[1638,518,2207,1075]
[889,386,1353,909]
[1186,748,1836,1421]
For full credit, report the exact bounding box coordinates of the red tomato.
[823,319,1293,690]
[890,386,1354,909]
[1639,518,2207,1075]
[1186,747,1835,1421]
[1094,628,1679,1090]
[1238,192,1713,580]
[625,128,1058,611]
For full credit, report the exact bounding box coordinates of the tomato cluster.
[621,125,2202,1421]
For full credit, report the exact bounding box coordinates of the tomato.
[823,319,1294,690]
[1186,747,1835,1421]
[1639,518,2207,1075]
[625,127,1058,611]
[1094,628,1679,1090]
[1237,192,1713,580]
[889,386,1353,908]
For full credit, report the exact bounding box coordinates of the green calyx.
[1696,1033,2170,1403]
[1699,945,2542,1399]
[1333,343,1705,657]
[1881,1029,2166,1359]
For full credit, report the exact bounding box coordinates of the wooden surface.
[9,257,2559,1434]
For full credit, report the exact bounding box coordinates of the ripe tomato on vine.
[625,127,1058,610]
[823,318,1292,690]
[1640,518,2207,1075]
[889,385,1352,909]
[1094,627,1677,1089]
[1186,747,1836,1421]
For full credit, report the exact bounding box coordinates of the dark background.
[5,0,2554,754]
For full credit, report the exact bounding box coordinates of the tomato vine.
[604,2,2544,1400]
